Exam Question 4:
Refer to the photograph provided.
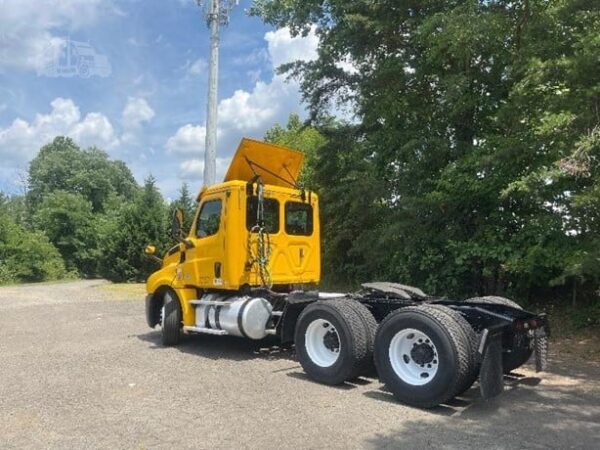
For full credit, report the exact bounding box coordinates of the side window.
[246,196,280,233]
[196,200,222,238]
[285,202,313,236]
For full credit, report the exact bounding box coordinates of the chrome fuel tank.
[195,294,272,340]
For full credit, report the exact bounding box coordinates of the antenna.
[197,0,238,187]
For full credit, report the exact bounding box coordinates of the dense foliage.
[0,137,190,283]
[257,0,600,305]
[0,194,66,284]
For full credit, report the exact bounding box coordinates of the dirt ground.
[0,280,599,449]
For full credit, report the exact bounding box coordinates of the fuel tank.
[195,293,273,340]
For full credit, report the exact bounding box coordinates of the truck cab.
[145,138,320,329]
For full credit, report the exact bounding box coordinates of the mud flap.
[534,329,548,372]
[479,329,504,399]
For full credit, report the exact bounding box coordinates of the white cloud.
[72,112,118,148]
[179,158,204,178]
[122,97,155,130]
[165,124,206,156]
[218,77,300,132]
[179,157,230,182]
[121,97,155,144]
[214,27,318,152]
[0,97,118,168]
[264,26,318,69]
[0,0,116,73]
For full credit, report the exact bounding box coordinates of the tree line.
[257,0,600,315]
[0,137,195,284]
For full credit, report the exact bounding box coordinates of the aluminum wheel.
[389,328,439,386]
[305,318,341,367]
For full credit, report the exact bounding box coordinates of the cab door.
[182,194,225,288]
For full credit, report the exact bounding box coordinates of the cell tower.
[197,0,238,186]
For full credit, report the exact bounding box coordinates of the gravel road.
[0,280,599,449]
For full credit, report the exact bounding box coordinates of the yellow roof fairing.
[224,138,304,188]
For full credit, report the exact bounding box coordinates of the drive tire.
[346,300,378,377]
[162,290,182,346]
[374,305,471,408]
[295,299,369,385]
[464,296,532,373]
[426,304,479,395]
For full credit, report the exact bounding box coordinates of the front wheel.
[374,305,471,408]
[294,299,371,385]
[161,290,182,346]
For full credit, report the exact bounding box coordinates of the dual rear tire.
[294,299,375,385]
[295,301,477,408]
[373,305,475,407]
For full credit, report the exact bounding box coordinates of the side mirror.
[144,245,156,255]
[171,208,184,241]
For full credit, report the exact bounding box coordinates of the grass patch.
[100,282,146,296]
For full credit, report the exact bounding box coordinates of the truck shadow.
[137,330,376,390]
[137,331,554,410]
[363,379,600,449]
[360,373,544,417]
[137,330,296,363]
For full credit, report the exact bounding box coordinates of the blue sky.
[0,0,319,199]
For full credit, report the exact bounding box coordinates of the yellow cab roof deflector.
[224,138,304,188]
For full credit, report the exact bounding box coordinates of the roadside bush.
[0,218,66,283]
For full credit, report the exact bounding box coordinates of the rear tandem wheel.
[294,299,374,385]
[373,305,474,408]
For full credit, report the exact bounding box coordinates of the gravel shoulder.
[0,280,599,449]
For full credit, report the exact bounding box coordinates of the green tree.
[254,0,600,302]
[31,191,97,276]
[97,176,169,282]
[0,195,66,284]
[264,113,328,186]
[171,182,196,233]
[28,137,137,212]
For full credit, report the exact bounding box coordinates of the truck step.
[189,299,231,306]
[183,326,228,335]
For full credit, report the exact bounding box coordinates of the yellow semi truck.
[144,138,549,408]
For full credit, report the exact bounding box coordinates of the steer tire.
[294,299,369,385]
[162,291,182,346]
[464,296,533,373]
[374,305,471,408]
[426,304,479,396]
[346,300,378,377]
